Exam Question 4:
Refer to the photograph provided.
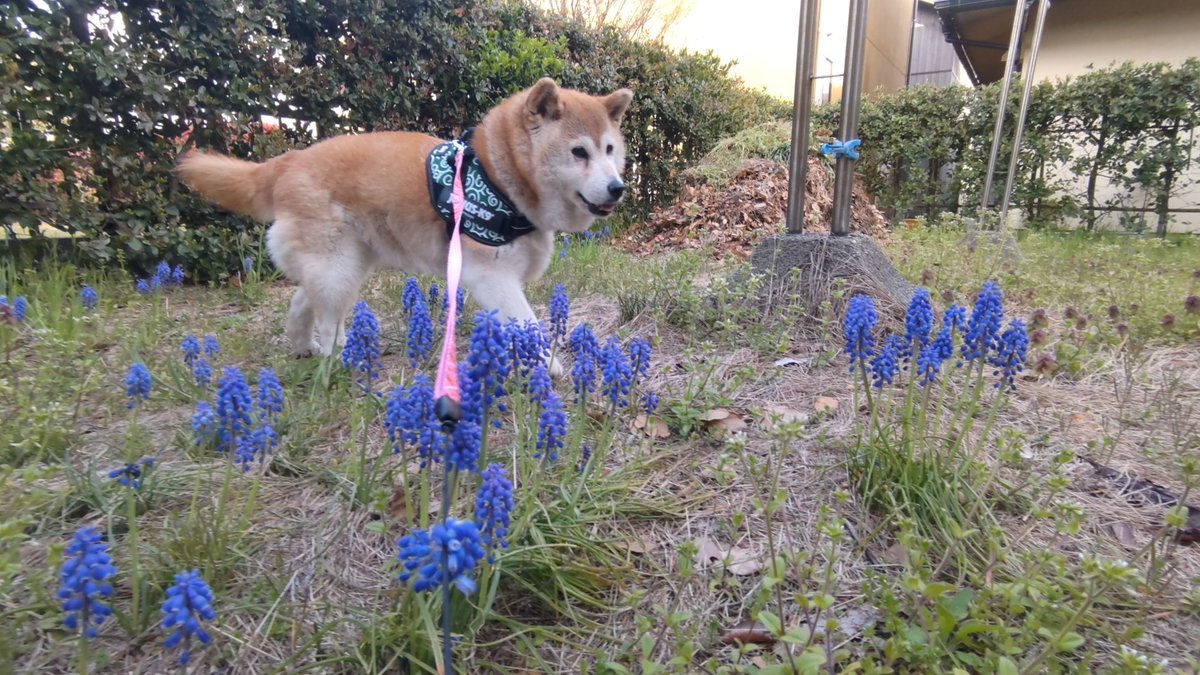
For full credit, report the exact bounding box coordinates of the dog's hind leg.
[310,257,371,357]
[286,287,319,357]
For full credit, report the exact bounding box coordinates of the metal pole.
[978,0,1029,218]
[997,0,1050,229]
[785,0,821,234]
[905,0,920,88]
[830,0,868,236]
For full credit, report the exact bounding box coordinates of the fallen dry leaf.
[694,536,764,575]
[631,413,670,438]
[708,415,748,436]
[881,541,908,565]
[759,405,807,426]
[720,620,775,646]
[813,396,839,413]
[699,408,733,422]
[1109,522,1138,548]
[387,483,408,521]
[614,537,656,555]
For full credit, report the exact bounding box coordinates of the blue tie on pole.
[820,138,862,161]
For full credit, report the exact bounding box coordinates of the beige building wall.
[863,0,916,95]
[1020,0,1200,232]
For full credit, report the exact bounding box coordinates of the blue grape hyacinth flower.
[916,326,954,385]
[569,323,598,402]
[962,282,1004,362]
[161,569,217,666]
[235,423,277,471]
[627,336,652,385]
[181,335,201,367]
[475,464,514,558]
[528,363,552,404]
[600,336,633,408]
[153,261,171,288]
[192,358,212,389]
[171,264,185,286]
[406,292,435,367]
[58,527,116,638]
[641,391,660,415]
[549,284,569,344]
[989,319,1029,390]
[125,362,152,408]
[11,296,27,323]
[903,288,934,359]
[396,518,487,594]
[135,278,152,295]
[107,457,155,489]
[384,375,442,463]
[506,319,549,379]
[256,368,284,419]
[843,295,878,373]
[342,301,380,388]
[203,335,220,359]
[464,311,511,425]
[80,285,98,311]
[192,401,218,444]
[215,367,253,451]
[870,334,903,389]
[402,277,423,315]
[447,420,482,473]
[536,392,567,461]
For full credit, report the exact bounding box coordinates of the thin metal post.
[978,0,1029,217]
[785,0,821,234]
[998,0,1050,229]
[830,0,868,236]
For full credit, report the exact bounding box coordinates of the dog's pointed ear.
[603,89,633,125]
[526,77,562,124]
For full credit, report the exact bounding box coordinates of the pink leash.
[433,148,466,423]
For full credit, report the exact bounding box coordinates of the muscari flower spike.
[402,277,423,315]
[80,285,98,311]
[506,319,549,379]
[536,392,567,462]
[396,518,487,594]
[12,296,28,323]
[916,326,954,385]
[135,278,152,295]
[342,301,380,388]
[447,418,482,473]
[549,284,570,344]
[428,282,440,312]
[171,264,185,286]
[843,294,878,373]
[903,288,934,358]
[153,261,171,288]
[642,391,660,415]
[192,358,212,389]
[256,368,284,419]
[943,304,968,332]
[107,457,155,489]
[125,362,152,409]
[528,363,552,404]
[215,366,253,452]
[192,401,218,444]
[962,282,1004,362]
[235,422,277,471]
[406,291,435,367]
[475,464,514,558]
[161,569,217,666]
[464,311,511,426]
[181,335,201,367]
[989,319,1029,390]
[627,336,652,384]
[569,323,599,402]
[600,336,633,408]
[384,375,442,463]
[870,334,903,389]
[203,335,220,359]
[58,527,116,638]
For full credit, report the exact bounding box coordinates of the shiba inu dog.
[177,78,632,371]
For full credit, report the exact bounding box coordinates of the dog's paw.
[292,341,321,359]
[548,355,565,379]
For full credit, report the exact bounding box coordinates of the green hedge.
[813,60,1200,234]
[1,0,788,280]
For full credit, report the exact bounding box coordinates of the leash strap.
[433,149,466,426]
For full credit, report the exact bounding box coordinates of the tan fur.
[176,79,633,367]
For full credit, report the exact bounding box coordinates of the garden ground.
[1,226,1199,673]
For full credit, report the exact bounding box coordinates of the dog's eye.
[606,144,614,155]
[571,147,589,160]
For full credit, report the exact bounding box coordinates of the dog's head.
[491,78,633,233]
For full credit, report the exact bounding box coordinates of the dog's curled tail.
[176,151,278,221]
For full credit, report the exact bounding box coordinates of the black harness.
[426,128,537,246]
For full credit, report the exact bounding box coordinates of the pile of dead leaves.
[618,157,888,259]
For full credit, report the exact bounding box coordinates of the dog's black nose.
[607,180,625,200]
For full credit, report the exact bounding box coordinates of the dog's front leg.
[463,273,565,378]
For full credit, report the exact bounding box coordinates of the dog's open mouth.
[578,193,618,217]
